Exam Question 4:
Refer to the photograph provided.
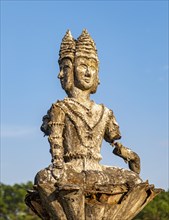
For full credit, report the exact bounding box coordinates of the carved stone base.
[25,181,162,220]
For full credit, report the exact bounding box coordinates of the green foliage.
[0,181,40,220]
[134,190,169,220]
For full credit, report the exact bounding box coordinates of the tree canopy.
[0,181,39,220]
[133,189,169,220]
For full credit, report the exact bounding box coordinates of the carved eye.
[90,66,96,72]
[79,64,87,70]
[63,65,71,73]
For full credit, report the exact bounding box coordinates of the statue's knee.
[34,169,48,185]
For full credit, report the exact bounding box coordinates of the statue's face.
[74,57,98,91]
[58,58,73,93]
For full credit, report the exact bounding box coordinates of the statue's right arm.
[41,103,65,170]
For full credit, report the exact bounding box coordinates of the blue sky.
[1,1,168,190]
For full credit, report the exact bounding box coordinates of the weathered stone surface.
[25,29,163,219]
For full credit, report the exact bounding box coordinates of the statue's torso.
[41,98,121,171]
[60,98,108,161]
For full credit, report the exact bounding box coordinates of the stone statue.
[25,30,163,220]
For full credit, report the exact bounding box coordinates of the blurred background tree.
[133,190,169,220]
[0,182,39,220]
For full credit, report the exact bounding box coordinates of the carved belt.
[63,153,100,162]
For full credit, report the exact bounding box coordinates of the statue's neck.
[68,87,91,103]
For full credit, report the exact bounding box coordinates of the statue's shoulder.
[52,98,72,113]
[40,100,66,135]
[52,99,65,107]
[97,104,119,126]
[95,103,112,116]
[101,105,116,117]
[49,99,67,118]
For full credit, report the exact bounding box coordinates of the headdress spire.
[58,30,76,64]
[75,29,99,63]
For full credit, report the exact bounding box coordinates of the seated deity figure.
[26,30,162,220]
[35,29,141,188]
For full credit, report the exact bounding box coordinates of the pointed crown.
[58,30,76,64]
[75,29,99,63]
[59,29,99,64]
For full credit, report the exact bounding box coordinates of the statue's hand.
[112,142,141,174]
[48,161,64,180]
[51,167,64,180]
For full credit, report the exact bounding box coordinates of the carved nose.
[58,70,64,79]
[85,68,91,77]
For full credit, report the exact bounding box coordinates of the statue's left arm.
[104,110,121,143]
[104,110,140,174]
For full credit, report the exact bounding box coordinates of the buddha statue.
[25,30,162,220]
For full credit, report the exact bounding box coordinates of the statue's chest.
[56,99,110,147]
[63,104,109,148]
[67,104,104,128]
